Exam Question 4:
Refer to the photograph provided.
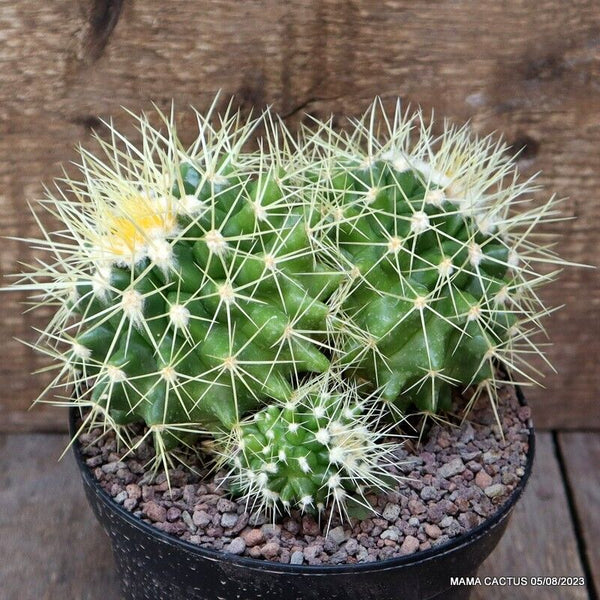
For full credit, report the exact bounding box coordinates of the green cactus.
[15,104,343,460]
[8,98,567,512]
[220,374,398,516]
[302,100,564,415]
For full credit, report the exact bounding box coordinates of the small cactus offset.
[12,102,342,461]
[219,374,399,518]
[303,100,565,415]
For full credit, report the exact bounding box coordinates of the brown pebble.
[408,499,426,515]
[467,461,482,473]
[102,460,126,474]
[241,528,265,547]
[458,512,479,529]
[302,515,321,536]
[123,498,138,511]
[128,460,144,475]
[230,512,249,534]
[217,498,238,513]
[86,456,103,468]
[141,485,155,502]
[303,545,322,561]
[427,502,448,524]
[198,494,221,506]
[283,518,300,535]
[261,523,281,539]
[437,431,452,448]
[126,483,142,500]
[261,541,280,559]
[182,485,196,505]
[167,507,182,522]
[192,510,211,528]
[400,535,419,555]
[144,501,167,523]
[225,537,246,555]
[221,512,238,529]
[155,480,170,492]
[424,523,442,539]
[438,458,465,479]
[360,519,374,533]
[455,497,470,512]
[475,470,493,489]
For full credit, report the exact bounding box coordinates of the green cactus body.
[317,163,508,411]
[12,99,564,484]
[224,376,397,514]
[305,103,556,414]
[25,109,343,455]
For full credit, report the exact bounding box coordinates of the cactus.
[8,97,568,515]
[302,100,565,415]
[219,373,400,518]
[12,103,343,462]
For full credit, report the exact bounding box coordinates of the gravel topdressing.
[79,383,531,565]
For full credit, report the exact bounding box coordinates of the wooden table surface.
[1,431,597,600]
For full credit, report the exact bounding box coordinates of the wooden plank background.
[0,1,598,432]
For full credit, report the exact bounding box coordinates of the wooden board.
[558,432,600,598]
[0,1,599,431]
[474,433,588,600]
[0,434,120,600]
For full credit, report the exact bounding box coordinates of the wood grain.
[474,433,588,600]
[0,434,120,600]
[558,432,600,597]
[0,1,599,431]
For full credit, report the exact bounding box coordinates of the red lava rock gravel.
[79,383,530,565]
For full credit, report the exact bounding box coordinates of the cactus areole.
[9,98,560,519]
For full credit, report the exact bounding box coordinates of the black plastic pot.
[70,388,534,600]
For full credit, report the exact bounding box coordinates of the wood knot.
[510,134,540,161]
[75,0,124,66]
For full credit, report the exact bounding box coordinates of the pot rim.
[70,385,535,574]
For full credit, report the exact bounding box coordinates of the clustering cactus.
[8,97,566,516]
[220,374,398,519]
[302,100,564,415]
